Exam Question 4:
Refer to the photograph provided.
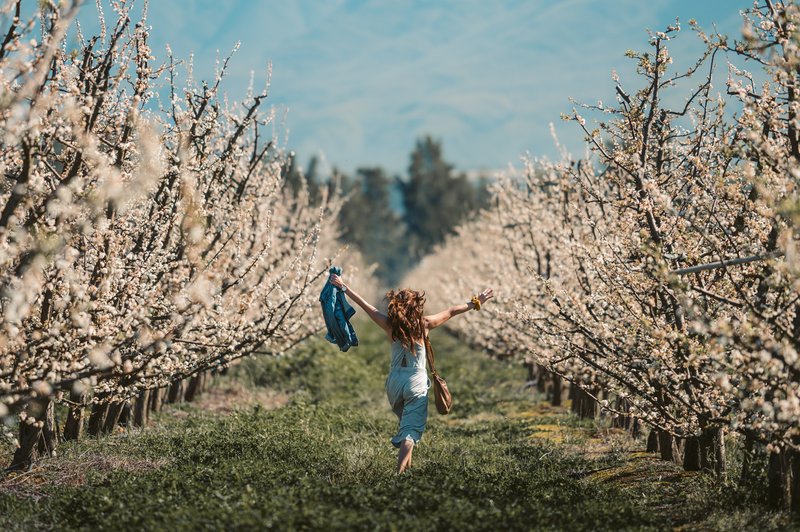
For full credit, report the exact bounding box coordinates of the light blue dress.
[385,339,430,448]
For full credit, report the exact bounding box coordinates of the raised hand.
[477,288,494,305]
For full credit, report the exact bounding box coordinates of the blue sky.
[71,1,751,176]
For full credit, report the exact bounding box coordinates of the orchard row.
[405,2,800,510]
[0,1,374,469]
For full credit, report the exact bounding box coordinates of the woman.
[329,273,493,473]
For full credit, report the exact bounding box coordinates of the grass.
[0,321,796,530]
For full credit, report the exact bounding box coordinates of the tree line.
[285,136,491,286]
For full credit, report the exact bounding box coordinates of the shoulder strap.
[420,316,439,376]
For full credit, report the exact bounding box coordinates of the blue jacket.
[319,266,358,351]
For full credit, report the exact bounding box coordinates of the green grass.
[0,322,795,530]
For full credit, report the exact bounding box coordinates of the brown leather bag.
[421,317,452,415]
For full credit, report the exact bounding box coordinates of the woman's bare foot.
[397,439,414,473]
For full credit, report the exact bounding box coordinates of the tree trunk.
[184,375,202,402]
[571,384,587,416]
[102,401,124,434]
[568,382,577,411]
[37,400,58,458]
[792,450,800,512]
[167,380,184,404]
[524,362,535,384]
[684,436,702,471]
[772,449,800,512]
[8,399,49,471]
[612,397,627,429]
[576,387,596,419]
[535,365,546,393]
[9,419,42,471]
[63,390,86,441]
[658,429,675,462]
[740,435,755,485]
[117,401,131,427]
[712,427,726,476]
[646,429,659,453]
[132,389,149,428]
[674,437,685,465]
[612,399,639,438]
[550,374,563,407]
[149,386,163,413]
[87,397,109,437]
[630,418,641,439]
[768,450,791,509]
[699,431,711,470]
[697,427,726,474]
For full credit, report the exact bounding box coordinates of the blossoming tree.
[0,0,375,470]
[404,1,800,510]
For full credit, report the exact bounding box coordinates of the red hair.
[385,288,426,350]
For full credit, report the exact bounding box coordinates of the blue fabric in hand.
[319,266,358,351]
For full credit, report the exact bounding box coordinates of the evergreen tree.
[338,167,407,285]
[401,136,481,259]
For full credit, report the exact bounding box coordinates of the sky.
[66,1,754,177]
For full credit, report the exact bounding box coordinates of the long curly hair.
[385,288,426,350]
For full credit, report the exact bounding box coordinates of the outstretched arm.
[424,288,494,330]
[329,274,391,334]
